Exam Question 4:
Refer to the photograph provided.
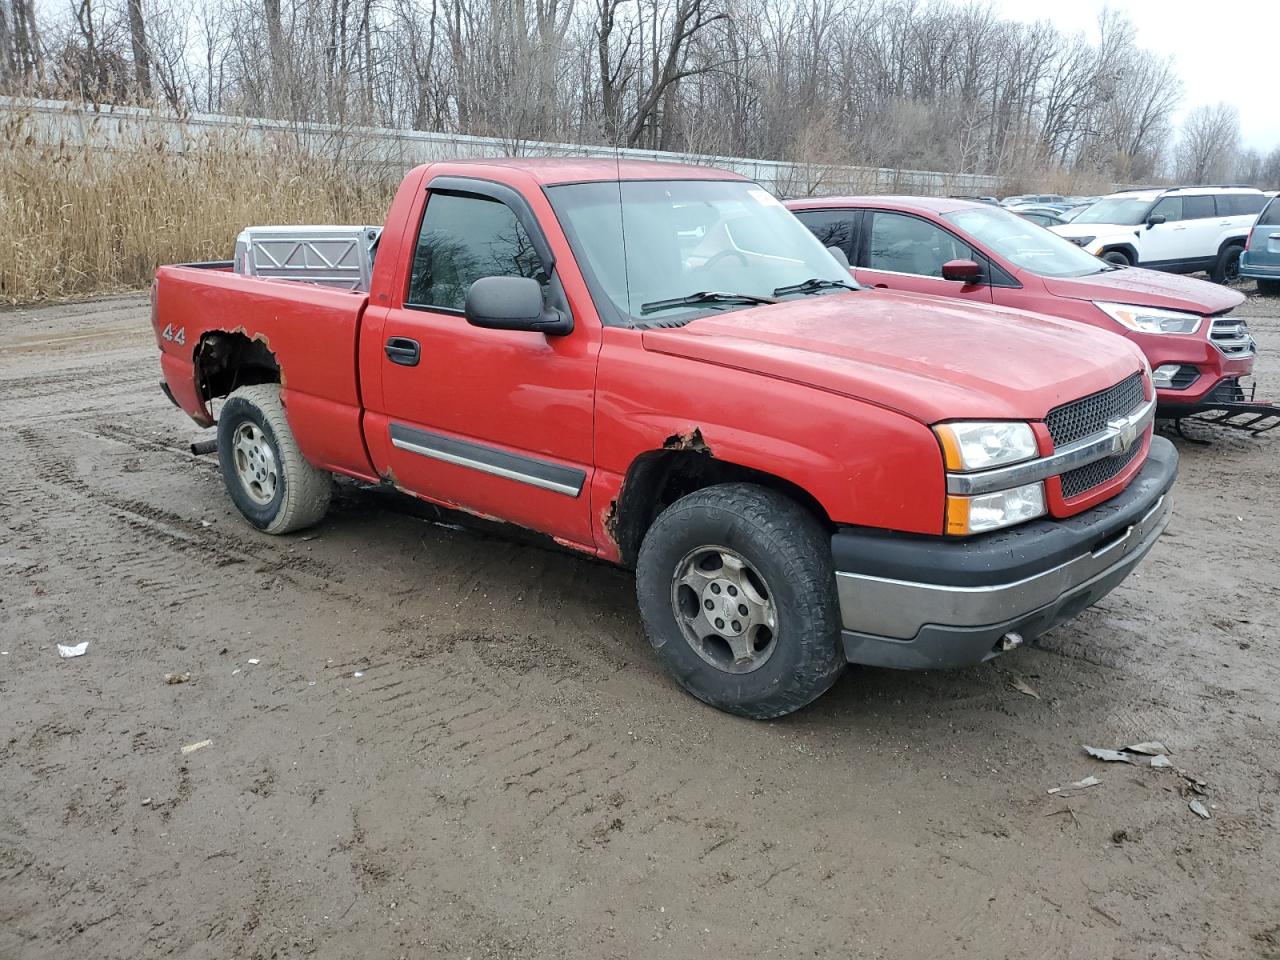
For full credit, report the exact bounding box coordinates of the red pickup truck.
[153,159,1178,718]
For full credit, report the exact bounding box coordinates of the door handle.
[385,337,420,366]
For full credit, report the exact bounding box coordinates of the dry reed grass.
[1,108,396,304]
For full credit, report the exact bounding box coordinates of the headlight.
[934,421,1038,472]
[1096,301,1202,335]
[947,483,1047,535]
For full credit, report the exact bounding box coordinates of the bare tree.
[1177,102,1240,183]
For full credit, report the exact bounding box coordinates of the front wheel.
[1100,249,1132,268]
[217,384,332,534]
[635,484,845,719]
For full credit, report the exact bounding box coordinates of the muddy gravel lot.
[2,292,1280,960]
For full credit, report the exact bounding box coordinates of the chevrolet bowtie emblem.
[1109,417,1138,453]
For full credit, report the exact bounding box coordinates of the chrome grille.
[1209,317,1255,357]
[1060,440,1143,499]
[1046,372,1145,448]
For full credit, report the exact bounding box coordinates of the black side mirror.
[826,245,851,270]
[464,276,572,336]
[941,259,983,283]
[1145,214,1167,229]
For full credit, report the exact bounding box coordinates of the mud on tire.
[217,384,332,535]
[635,483,845,719]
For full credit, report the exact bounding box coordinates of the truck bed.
[154,264,376,480]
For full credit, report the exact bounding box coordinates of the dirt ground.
[2,291,1279,960]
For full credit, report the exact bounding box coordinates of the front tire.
[635,483,845,719]
[1100,249,1132,268]
[1211,244,1243,284]
[217,384,332,534]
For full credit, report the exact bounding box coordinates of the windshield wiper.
[639,291,778,315]
[772,277,859,297]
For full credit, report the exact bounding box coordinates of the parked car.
[1050,185,1268,281]
[153,160,1176,718]
[1015,210,1068,228]
[1239,193,1280,295]
[1003,193,1066,207]
[785,195,1256,416]
[1060,203,1095,222]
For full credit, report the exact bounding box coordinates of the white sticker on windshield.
[747,188,783,208]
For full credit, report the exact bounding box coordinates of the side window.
[1181,195,1215,220]
[793,209,857,260]
[1150,197,1183,223]
[1218,194,1266,217]
[407,193,543,311]
[866,212,974,278]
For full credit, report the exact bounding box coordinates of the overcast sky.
[988,0,1279,154]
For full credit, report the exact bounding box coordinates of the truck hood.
[641,290,1145,424]
[1037,266,1244,315]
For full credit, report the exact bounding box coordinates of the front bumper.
[831,435,1178,669]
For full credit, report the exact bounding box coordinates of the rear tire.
[1258,278,1280,296]
[1211,244,1243,284]
[1100,249,1132,267]
[635,483,845,719]
[217,384,332,535]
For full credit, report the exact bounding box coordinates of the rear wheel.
[635,483,845,719]
[1100,249,1132,267]
[1258,278,1280,296]
[1211,244,1243,284]
[217,384,332,534]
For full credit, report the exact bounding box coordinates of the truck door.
[853,210,994,303]
[365,179,601,550]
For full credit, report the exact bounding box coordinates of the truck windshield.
[1071,197,1154,226]
[943,206,1108,278]
[547,179,855,322]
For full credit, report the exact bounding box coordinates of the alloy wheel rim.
[231,422,279,506]
[670,545,778,674]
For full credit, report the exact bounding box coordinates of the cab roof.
[416,157,747,186]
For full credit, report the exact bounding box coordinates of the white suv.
[1052,186,1268,282]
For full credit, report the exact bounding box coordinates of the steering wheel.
[699,249,750,270]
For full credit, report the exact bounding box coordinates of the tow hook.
[999,631,1024,652]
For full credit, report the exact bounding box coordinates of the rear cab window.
[1259,198,1280,226]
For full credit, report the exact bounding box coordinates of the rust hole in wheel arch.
[662,427,711,454]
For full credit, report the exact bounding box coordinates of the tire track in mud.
[9,424,351,593]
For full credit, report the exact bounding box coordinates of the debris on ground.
[181,739,213,755]
[1048,775,1101,794]
[1150,754,1173,768]
[248,658,260,665]
[353,671,364,678]
[141,797,152,806]
[164,672,191,684]
[1125,741,1169,756]
[57,642,89,658]
[1010,677,1040,699]
[1189,799,1211,820]
[1083,745,1134,763]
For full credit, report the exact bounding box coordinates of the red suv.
[786,196,1255,415]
